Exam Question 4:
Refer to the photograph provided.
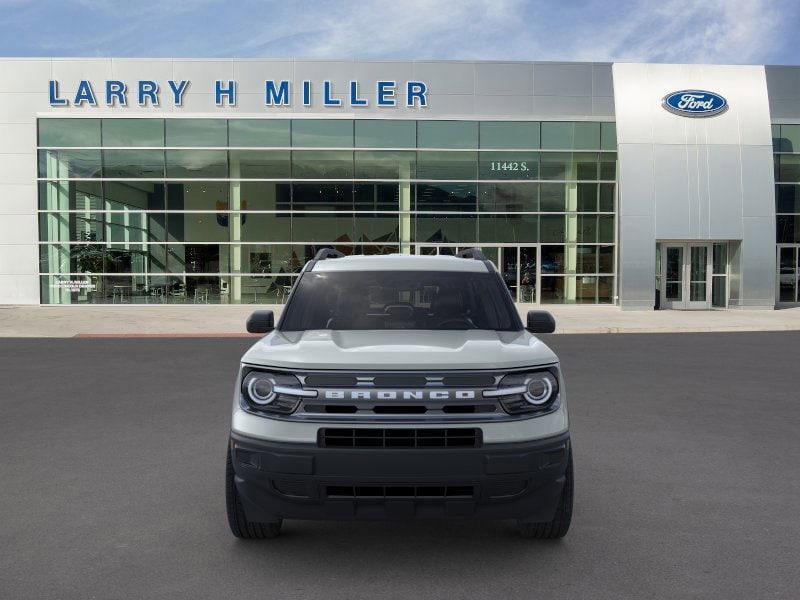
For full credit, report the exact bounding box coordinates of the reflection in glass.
[479,182,538,212]
[165,150,227,178]
[478,214,538,243]
[480,122,540,149]
[416,151,477,180]
[417,121,478,149]
[415,183,477,212]
[229,150,290,178]
[165,119,227,147]
[292,150,353,179]
[38,149,102,178]
[355,120,416,148]
[229,120,290,147]
[415,214,477,243]
[39,119,100,147]
[354,151,415,179]
[103,119,164,147]
[292,120,353,147]
[103,150,164,178]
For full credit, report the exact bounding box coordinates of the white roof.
[311,253,490,273]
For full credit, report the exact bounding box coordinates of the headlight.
[486,368,560,414]
[240,369,315,415]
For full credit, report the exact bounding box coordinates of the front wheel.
[518,449,573,539]
[226,447,282,539]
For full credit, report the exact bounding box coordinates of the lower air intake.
[319,428,481,448]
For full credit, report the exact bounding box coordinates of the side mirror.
[526,310,556,334]
[246,310,275,334]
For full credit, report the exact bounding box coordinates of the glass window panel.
[239,181,291,211]
[229,120,290,147]
[576,275,598,303]
[229,150,290,179]
[779,247,796,274]
[292,150,353,178]
[478,182,538,212]
[291,120,353,147]
[167,212,232,243]
[780,125,800,153]
[354,151,416,179]
[477,214,538,243]
[479,152,539,179]
[165,119,227,147]
[167,182,229,211]
[38,119,100,147]
[38,180,104,211]
[165,276,229,304]
[39,244,101,274]
[107,243,165,274]
[540,215,566,243]
[354,183,401,211]
[575,153,599,180]
[713,243,728,275]
[167,244,221,273]
[102,119,164,147]
[540,152,571,180]
[776,215,799,243]
[778,155,800,182]
[577,183,598,212]
[416,151,477,179]
[479,122,540,149]
[599,153,616,180]
[576,245,597,273]
[165,150,227,178]
[39,211,105,242]
[597,276,614,303]
[599,183,615,212]
[541,246,565,273]
[772,124,781,152]
[292,183,354,211]
[292,213,355,242]
[540,276,566,303]
[600,122,617,151]
[541,122,573,150]
[359,244,401,256]
[539,183,566,212]
[577,214,597,243]
[355,120,416,148]
[241,212,292,242]
[415,183,477,212]
[778,275,796,302]
[104,211,162,243]
[417,121,478,149]
[38,149,102,178]
[240,245,295,274]
[776,185,800,213]
[103,149,164,178]
[355,213,400,243]
[598,245,614,273]
[598,215,615,243]
[573,122,601,150]
[414,214,477,243]
[236,274,297,303]
[105,181,165,211]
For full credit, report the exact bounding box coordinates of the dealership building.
[0,58,799,309]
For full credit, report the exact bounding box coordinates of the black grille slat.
[325,484,475,498]
[319,428,481,448]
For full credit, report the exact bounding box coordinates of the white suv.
[226,248,572,539]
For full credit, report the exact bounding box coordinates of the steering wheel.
[436,317,474,329]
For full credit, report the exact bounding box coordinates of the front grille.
[325,484,475,498]
[319,428,481,448]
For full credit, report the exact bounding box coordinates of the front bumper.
[230,431,570,522]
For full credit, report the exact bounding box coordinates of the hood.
[241,329,558,371]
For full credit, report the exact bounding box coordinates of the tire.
[518,449,573,539]
[226,446,282,539]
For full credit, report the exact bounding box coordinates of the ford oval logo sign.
[662,90,728,117]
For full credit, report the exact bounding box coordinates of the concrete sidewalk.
[1,304,800,337]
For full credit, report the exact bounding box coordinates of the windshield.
[279,270,522,332]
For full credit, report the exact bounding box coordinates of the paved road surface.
[1,333,798,599]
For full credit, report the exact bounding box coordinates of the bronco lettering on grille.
[323,390,477,400]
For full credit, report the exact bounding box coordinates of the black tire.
[226,447,282,539]
[518,449,573,539]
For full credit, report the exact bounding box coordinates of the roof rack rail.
[313,248,346,261]
[456,247,487,261]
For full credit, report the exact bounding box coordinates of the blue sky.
[1,0,798,65]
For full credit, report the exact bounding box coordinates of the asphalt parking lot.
[1,332,798,599]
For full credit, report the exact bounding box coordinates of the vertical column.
[399,161,412,254]
[229,157,242,303]
[564,161,578,302]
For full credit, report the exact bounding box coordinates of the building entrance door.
[660,243,712,309]
[415,244,538,303]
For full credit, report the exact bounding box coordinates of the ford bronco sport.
[226,248,572,539]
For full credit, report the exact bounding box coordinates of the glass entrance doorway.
[659,242,713,309]
[416,244,538,303]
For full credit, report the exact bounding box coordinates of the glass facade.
[37,118,617,304]
[773,124,800,303]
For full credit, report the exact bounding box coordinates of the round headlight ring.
[523,374,554,405]
[246,376,276,405]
